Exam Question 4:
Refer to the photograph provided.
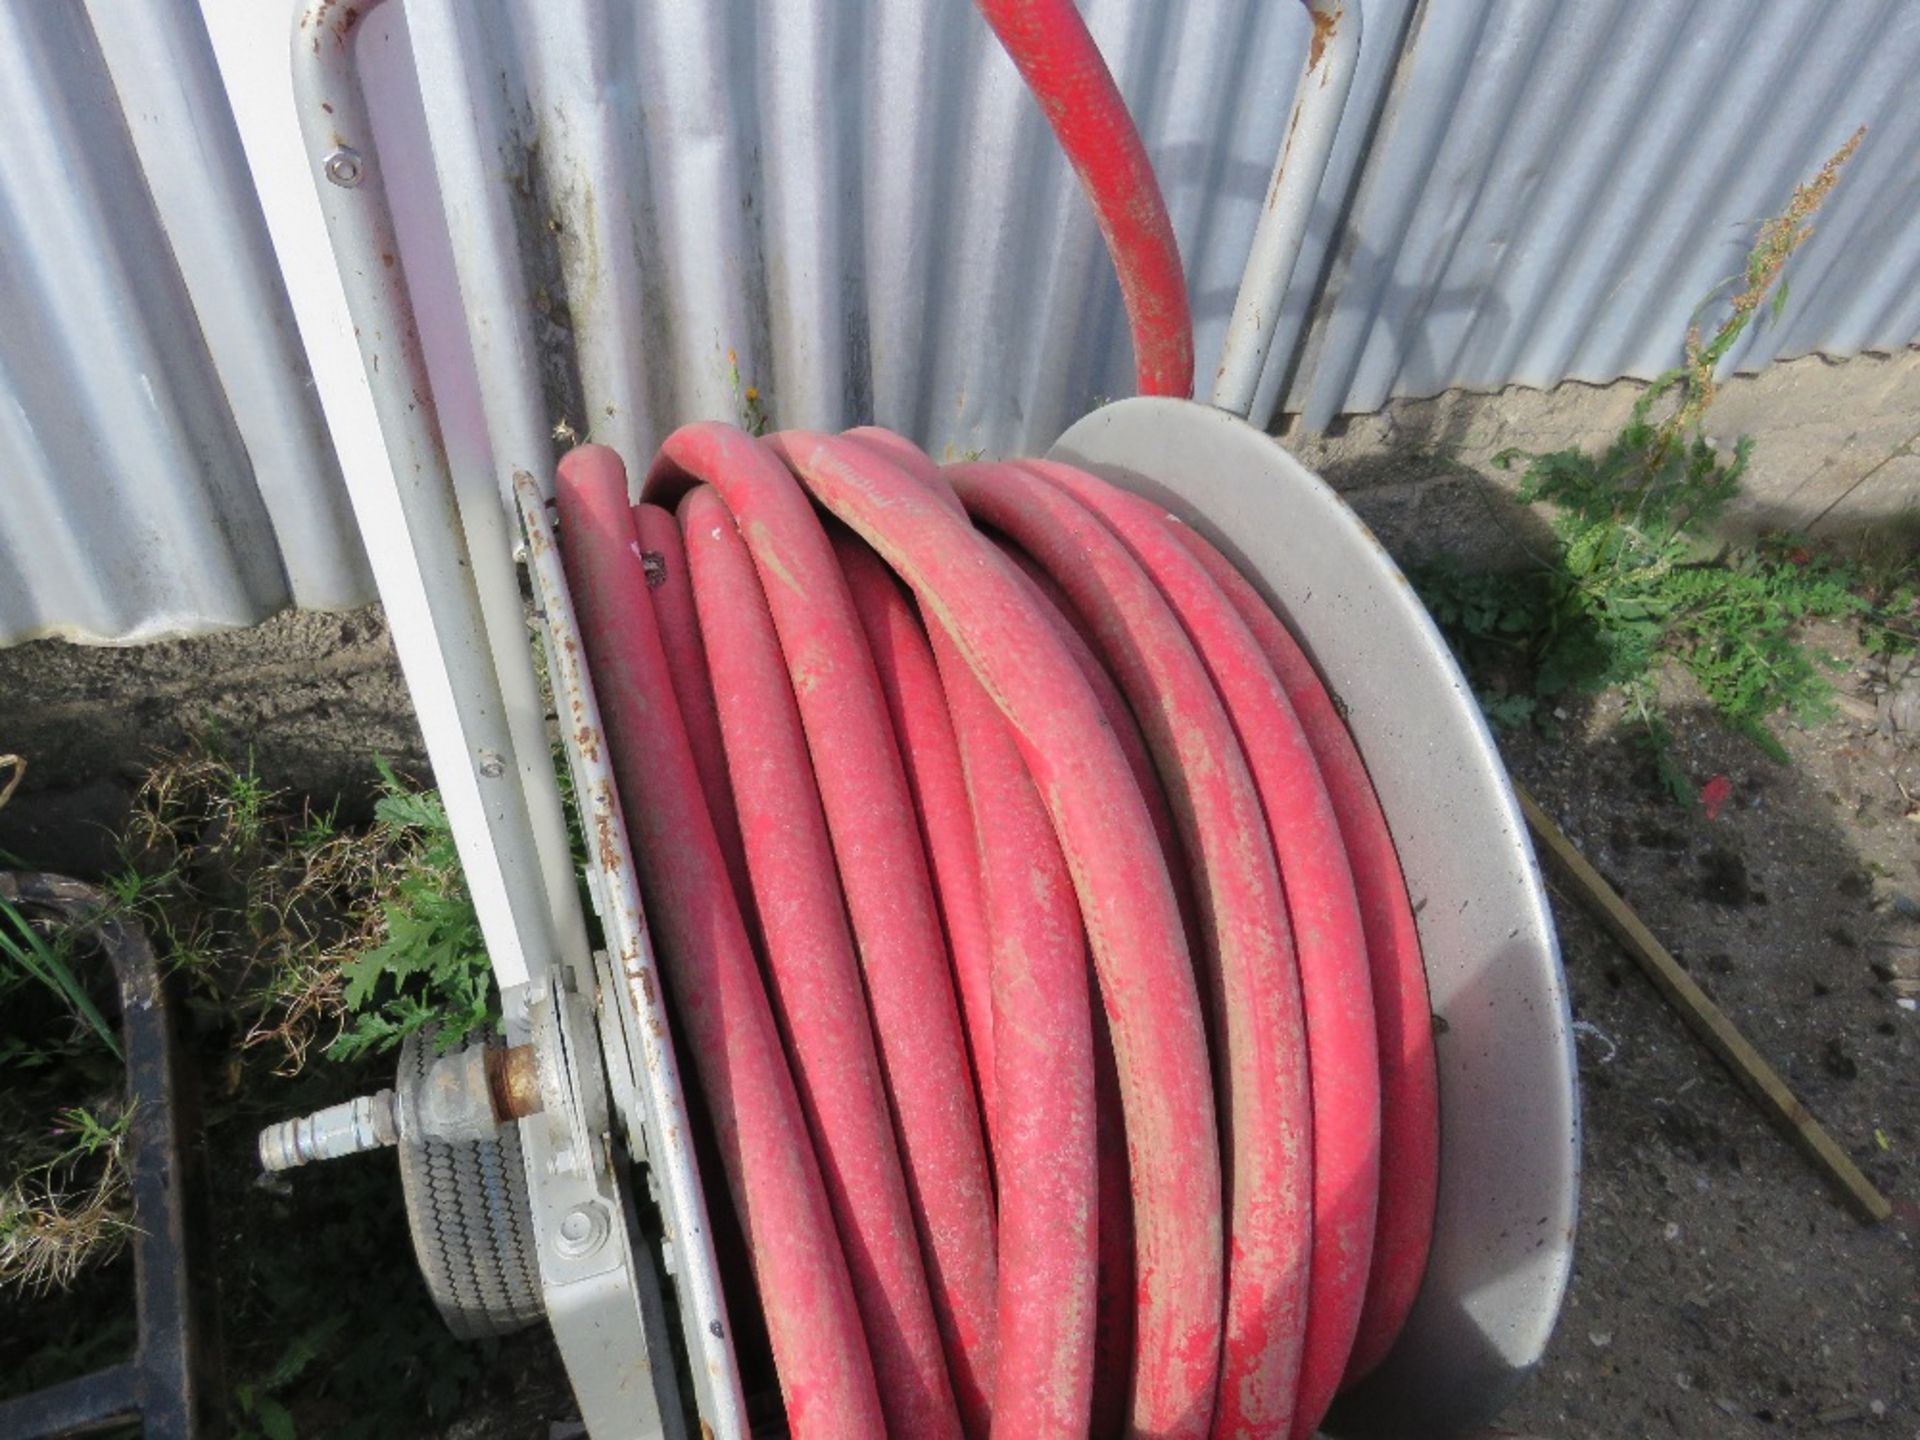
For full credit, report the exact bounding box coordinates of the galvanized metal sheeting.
[6,0,1920,646]
[0,0,364,646]
[401,0,1920,455]
[1276,0,1920,430]
[388,0,1334,480]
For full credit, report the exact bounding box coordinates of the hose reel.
[535,404,1576,1438]
[274,0,1575,1432]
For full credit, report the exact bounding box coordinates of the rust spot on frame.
[595,808,622,873]
[574,724,602,764]
[1307,4,1338,69]
[487,1043,544,1120]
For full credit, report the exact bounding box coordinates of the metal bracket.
[0,873,210,1440]
[516,473,746,1437]
[288,5,740,1435]
[519,973,686,1440]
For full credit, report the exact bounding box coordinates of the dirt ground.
[1494,621,1919,1438]
[3,603,1917,1436]
[0,607,425,875]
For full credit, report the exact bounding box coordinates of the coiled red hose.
[557,421,1439,1438]
[679,481,964,1436]
[555,446,883,1437]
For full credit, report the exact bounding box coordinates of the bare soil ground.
[1497,620,1919,1438]
[3,606,1916,1437]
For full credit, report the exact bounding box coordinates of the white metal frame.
[1211,0,1364,416]
[281,5,742,1436]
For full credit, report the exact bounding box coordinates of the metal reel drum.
[1051,397,1580,1437]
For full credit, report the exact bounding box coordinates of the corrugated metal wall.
[6,0,1919,647]
[0,0,367,647]
[1273,0,1920,430]
[390,0,1920,458]
[384,0,1339,478]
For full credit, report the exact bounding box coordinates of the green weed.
[101,753,494,1073]
[0,897,121,1060]
[328,761,494,1061]
[728,347,769,437]
[3,749,505,1431]
[0,1104,132,1292]
[1413,128,1913,797]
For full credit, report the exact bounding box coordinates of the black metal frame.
[0,873,207,1439]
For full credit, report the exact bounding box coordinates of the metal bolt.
[555,1201,609,1258]
[477,750,506,779]
[323,147,364,187]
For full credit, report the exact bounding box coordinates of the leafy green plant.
[99,752,495,1071]
[233,1315,349,1440]
[3,749,507,1433]
[328,761,494,1061]
[1413,128,1914,795]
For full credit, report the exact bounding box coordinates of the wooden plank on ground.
[1516,782,1893,1226]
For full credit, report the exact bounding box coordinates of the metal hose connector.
[258,1089,400,1172]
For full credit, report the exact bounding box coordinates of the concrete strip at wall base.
[1287,347,1920,568]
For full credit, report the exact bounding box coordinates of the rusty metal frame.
[283,0,753,1431]
[0,872,209,1440]
[285,5,744,1435]
[514,472,746,1436]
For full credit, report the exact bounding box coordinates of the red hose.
[558,422,1439,1436]
[554,445,883,1437]
[931,579,1099,1437]
[1169,525,1439,1384]
[647,426,999,1434]
[749,428,1225,1436]
[1017,462,1383,1438]
[997,546,1206,963]
[632,502,755,933]
[838,534,1002,1166]
[948,458,1317,1437]
[679,482,963,1438]
[970,0,1194,398]
[842,430,1105,1435]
